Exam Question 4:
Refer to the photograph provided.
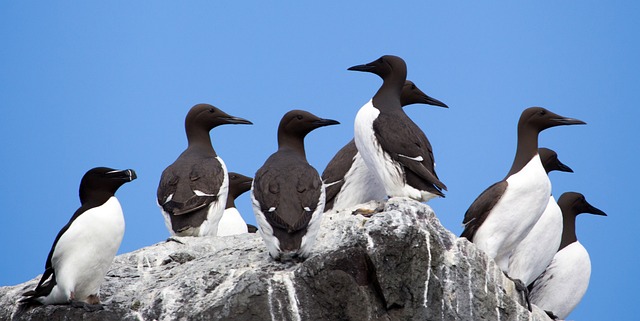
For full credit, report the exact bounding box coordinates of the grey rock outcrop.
[0,198,551,321]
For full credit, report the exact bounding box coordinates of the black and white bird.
[20,167,136,309]
[349,55,447,202]
[217,172,252,236]
[251,110,339,261]
[460,107,585,274]
[323,80,447,211]
[529,192,606,320]
[508,148,573,287]
[157,104,252,237]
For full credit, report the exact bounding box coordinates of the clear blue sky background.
[1,2,638,320]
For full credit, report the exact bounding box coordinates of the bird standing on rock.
[460,107,585,275]
[529,192,607,320]
[251,110,339,261]
[157,104,252,237]
[507,147,573,287]
[323,80,448,212]
[217,172,252,236]
[349,55,447,202]
[20,167,136,310]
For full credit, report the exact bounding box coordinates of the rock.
[0,198,552,321]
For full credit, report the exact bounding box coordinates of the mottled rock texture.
[1,198,551,321]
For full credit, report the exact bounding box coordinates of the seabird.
[349,55,447,202]
[217,172,252,236]
[157,104,252,237]
[20,167,136,309]
[323,80,447,211]
[529,192,606,320]
[251,110,339,261]
[460,107,585,274]
[508,147,573,287]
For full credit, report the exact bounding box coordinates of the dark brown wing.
[254,153,322,232]
[460,181,508,240]
[373,113,447,195]
[322,139,358,211]
[157,156,224,216]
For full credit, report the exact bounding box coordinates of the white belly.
[41,197,125,304]
[354,100,419,199]
[217,207,249,236]
[332,152,387,210]
[508,195,563,285]
[473,155,551,272]
[530,242,591,319]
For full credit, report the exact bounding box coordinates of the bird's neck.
[372,75,404,111]
[225,196,236,209]
[559,213,578,251]
[278,135,307,160]
[186,128,217,155]
[506,127,539,177]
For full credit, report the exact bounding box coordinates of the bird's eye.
[296,115,303,120]
[411,84,416,90]
[209,108,216,113]
[539,110,546,116]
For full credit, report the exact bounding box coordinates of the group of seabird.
[18,55,605,320]
[459,107,606,319]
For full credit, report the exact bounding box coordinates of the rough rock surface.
[1,198,551,321]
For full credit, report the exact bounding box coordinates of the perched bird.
[323,80,447,211]
[529,192,606,320]
[349,55,447,202]
[157,104,252,237]
[508,148,573,287]
[460,107,585,274]
[20,167,136,309]
[251,110,339,261]
[217,172,252,236]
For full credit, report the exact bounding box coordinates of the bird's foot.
[70,300,104,312]
[505,274,532,311]
[544,310,559,320]
[351,203,385,217]
[166,237,185,244]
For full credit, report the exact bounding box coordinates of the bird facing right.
[460,107,585,273]
[529,192,607,320]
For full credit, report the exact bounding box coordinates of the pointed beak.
[348,63,375,72]
[421,94,449,108]
[556,160,573,173]
[586,203,607,216]
[107,169,137,182]
[223,116,253,125]
[552,116,586,126]
[312,118,340,128]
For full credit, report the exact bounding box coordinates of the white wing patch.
[194,190,215,197]
[399,154,424,162]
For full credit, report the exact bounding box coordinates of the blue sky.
[1,2,638,320]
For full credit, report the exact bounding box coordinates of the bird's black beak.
[107,169,137,182]
[555,160,573,173]
[421,94,449,108]
[551,116,586,126]
[348,62,376,72]
[223,116,253,125]
[585,203,607,216]
[312,118,340,128]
